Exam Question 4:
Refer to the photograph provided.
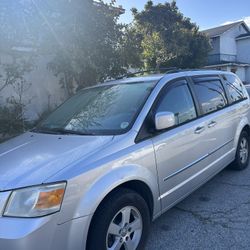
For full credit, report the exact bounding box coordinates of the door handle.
[194,126,205,134]
[208,121,217,128]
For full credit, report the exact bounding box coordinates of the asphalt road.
[145,165,250,250]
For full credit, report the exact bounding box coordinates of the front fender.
[56,162,161,225]
[74,164,160,219]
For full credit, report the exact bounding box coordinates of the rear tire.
[230,130,249,170]
[87,188,150,250]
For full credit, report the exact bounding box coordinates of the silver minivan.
[0,70,249,250]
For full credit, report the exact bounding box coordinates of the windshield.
[34,81,156,135]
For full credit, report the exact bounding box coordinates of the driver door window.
[156,81,197,126]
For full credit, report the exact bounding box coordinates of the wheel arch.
[85,179,155,249]
[94,179,154,219]
[242,124,250,136]
[234,117,250,149]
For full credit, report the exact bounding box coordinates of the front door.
[151,79,214,211]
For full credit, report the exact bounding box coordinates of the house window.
[210,39,214,49]
[231,68,237,74]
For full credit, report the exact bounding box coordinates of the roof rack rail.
[116,67,213,80]
[165,68,213,74]
[117,67,179,79]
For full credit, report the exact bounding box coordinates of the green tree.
[132,1,211,69]
[42,0,142,95]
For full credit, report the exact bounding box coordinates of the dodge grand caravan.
[0,70,249,250]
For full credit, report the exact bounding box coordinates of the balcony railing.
[207,54,237,65]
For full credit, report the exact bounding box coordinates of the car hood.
[0,132,114,191]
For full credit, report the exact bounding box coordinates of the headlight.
[3,182,66,218]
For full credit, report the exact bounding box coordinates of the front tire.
[87,188,150,250]
[230,130,250,170]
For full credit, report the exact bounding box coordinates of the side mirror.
[155,112,175,131]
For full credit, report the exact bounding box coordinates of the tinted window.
[193,78,227,115]
[156,83,197,125]
[223,74,246,103]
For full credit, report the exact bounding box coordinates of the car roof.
[91,69,233,89]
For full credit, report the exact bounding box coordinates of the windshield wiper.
[31,127,96,136]
[59,129,96,135]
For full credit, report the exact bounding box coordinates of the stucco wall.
[246,67,250,83]
[0,54,65,120]
[205,64,250,84]
[235,66,246,82]
[220,24,246,56]
[237,37,250,63]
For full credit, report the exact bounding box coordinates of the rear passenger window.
[156,82,197,125]
[193,78,227,115]
[223,74,246,103]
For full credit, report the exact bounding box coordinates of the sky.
[113,0,250,30]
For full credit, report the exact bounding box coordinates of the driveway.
[146,166,250,250]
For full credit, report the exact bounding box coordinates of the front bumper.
[0,190,91,250]
[0,215,91,250]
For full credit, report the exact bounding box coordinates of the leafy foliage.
[132,1,211,69]
[46,0,144,96]
[0,103,25,137]
[0,59,33,139]
[0,59,33,93]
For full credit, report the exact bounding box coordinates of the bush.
[0,103,33,142]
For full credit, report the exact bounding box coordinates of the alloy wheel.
[239,137,249,164]
[106,206,143,250]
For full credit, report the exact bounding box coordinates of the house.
[203,21,250,84]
